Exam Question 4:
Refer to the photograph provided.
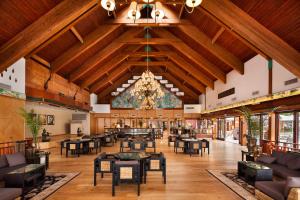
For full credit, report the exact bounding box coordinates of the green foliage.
[19,108,42,147]
[235,106,256,137]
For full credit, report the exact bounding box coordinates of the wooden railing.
[0,139,32,155]
[261,140,300,154]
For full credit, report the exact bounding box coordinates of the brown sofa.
[0,153,28,182]
[255,151,300,200]
[0,188,22,200]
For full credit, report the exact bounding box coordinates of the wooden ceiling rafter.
[69,28,144,82]
[90,62,131,93]
[212,27,225,44]
[80,45,142,88]
[51,25,122,73]
[0,0,99,73]
[155,28,226,83]
[177,24,244,74]
[31,55,51,68]
[200,0,300,77]
[70,26,84,44]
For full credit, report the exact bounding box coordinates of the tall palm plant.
[235,106,254,137]
[20,108,42,149]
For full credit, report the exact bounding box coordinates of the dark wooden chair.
[168,136,176,147]
[66,142,80,157]
[130,141,145,151]
[144,152,166,184]
[120,140,130,152]
[145,140,156,153]
[112,160,140,196]
[174,140,185,153]
[88,139,101,154]
[94,153,116,186]
[103,135,114,147]
[201,139,210,155]
[189,141,202,157]
[60,139,70,155]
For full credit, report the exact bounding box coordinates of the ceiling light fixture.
[151,2,165,21]
[100,0,116,15]
[185,0,202,13]
[128,1,141,21]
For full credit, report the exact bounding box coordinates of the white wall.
[273,60,300,93]
[90,93,111,113]
[25,102,89,137]
[0,58,25,94]
[206,55,268,110]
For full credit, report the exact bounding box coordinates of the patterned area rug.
[207,169,257,200]
[23,172,80,200]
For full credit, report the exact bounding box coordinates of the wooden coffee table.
[238,161,273,185]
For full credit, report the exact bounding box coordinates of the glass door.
[217,118,225,140]
[278,112,294,147]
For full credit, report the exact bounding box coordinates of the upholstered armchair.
[103,135,114,147]
[94,153,116,186]
[255,177,300,200]
[130,141,145,151]
[145,141,156,153]
[201,139,210,155]
[168,136,176,147]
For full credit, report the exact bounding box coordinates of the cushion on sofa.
[284,177,300,197]
[0,188,22,200]
[272,151,287,165]
[287,157,300,170]
[5,152,26,167]
[267,163,300,179]
[0,163,27,181]
[257,155,277,164]
[255,181,285,200]
[0,155,8,168]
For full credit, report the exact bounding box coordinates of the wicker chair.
[145,140,156,153]
[201,139,210,155]
[189,141,202,157]
[174,140,185,153]
[112,160,140,196]
[144,152,166,184]
[120,140,130,152]
[94,153,116,186]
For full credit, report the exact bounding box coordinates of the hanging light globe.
[128,1,141,20]
[185,0,202,8]
[100,0,116,11]
[151,2,165,20]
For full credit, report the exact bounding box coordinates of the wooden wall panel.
[26,59,90,105]
[0,96,25,142]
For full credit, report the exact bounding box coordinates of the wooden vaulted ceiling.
[0,0,299,104]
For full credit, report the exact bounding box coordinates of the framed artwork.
[47,115,55,125]
[39,114,47,125]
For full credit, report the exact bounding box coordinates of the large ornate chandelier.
[130,70,164,109]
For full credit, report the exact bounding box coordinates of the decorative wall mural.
[112,85,182,109]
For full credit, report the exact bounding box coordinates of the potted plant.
[235,106,258,152]
[20,108,42,149]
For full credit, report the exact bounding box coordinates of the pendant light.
[151,2,165,20]
[100,0,115,11]
[128,1,141,20]
[185,0,202,8]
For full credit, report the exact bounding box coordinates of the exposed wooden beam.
[0,0,97,73]
[126,61,169,66]
[97,73,133,99]
[212,27,225,44]
[178,25,244,74]
[90,63,130,93]
[168,53,214,88]
[69,28,144,82]
[108,18,185,25]
[51,25,121,73]
[163,73,199,99]
[198,3,271,60]
[155,29,226,83]
[27,5,100,59]
[129,51,169,57]
[166,62,206,93]
[70,26,84,44]
[201,0,300,77]
[121,38,179,45]
[31,55,51,68]
[178,0,186,19]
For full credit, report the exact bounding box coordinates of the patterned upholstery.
[69,144,76,150]
[150,160,160,170]
[145,152,166,184]
[100,161,111,172]
[120,167,133,179]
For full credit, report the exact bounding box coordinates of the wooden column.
[268,59,273,95]
[270,113,276,142]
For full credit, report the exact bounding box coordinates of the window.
[278,113,294,145]
[262,115,270,140]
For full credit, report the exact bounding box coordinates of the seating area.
[0,0,300,199]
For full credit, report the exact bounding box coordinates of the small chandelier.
[128,1,141,20]
[151,2,165,20]
[130,70,164,110]
[100,0,115,12]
